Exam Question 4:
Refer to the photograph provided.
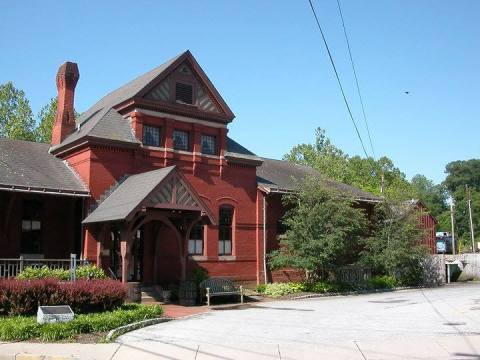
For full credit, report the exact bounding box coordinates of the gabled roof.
[257,158,381,202]
[402,199,438,223]
[83,166,215,224]
[51,51,234,154]
[0,138,88,196]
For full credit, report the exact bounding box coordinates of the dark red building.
[404,199,437,254]
[0,51,385,285]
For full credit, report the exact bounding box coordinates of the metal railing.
[335,266,372,283]
[0,256,89,279]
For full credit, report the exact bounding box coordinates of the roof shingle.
[83,167,175,223]
[50,52,185,152]
[0,138,88,195]
[256,158,381,202]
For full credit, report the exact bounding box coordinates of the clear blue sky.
[1,1,478,184]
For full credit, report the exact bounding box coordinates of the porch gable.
[82,166,214,225]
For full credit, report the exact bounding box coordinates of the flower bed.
[256,276,398,298]
[0,278,126,315]
[0,303,163,342]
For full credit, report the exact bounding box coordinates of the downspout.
[79,198,85,260]
[263,194,268,284]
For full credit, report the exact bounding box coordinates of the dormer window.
[143,125,161,147]
[173,130,189,151]
[175,82,193,105]
[201,135,216,155]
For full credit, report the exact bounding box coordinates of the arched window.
[218,207,233,255]
[188,223,204,255]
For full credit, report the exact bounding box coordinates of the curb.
[289,284,441,301]
[110,312,210,343]
[106,317,172,341]
[0,355,78,360]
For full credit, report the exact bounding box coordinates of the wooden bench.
[199,278,244,306]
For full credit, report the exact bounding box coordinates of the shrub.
[75,264,107,280]
[304,281,336,293]
[364,275,397,290]
[360,200,429,286]
[17,266,69,281]
[0,304,163,342]
[17,265,107,281]
[191,267,209,286]
[262,282,306,298]
[269,177,368,278]
[256,284,267,293]
[0,278,126,316]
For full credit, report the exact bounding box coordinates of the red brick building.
[0,51,385,285]
[404,199,437,254]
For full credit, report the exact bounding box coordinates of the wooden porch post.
[180,237,187,282]
[96,223,108,268]
[120,228,131,284]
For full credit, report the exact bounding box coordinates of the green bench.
[199,278,244,306]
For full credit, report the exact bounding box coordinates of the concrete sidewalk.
[1,335,480,359]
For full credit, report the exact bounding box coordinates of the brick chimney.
[51,62,79,145]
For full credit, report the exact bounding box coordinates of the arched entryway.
[82,166,215,284]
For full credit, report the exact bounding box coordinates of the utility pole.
[450,202,456,255]
[466,185,476,253]
[380,170,385,195]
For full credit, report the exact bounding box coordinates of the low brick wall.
[271,268,305,283]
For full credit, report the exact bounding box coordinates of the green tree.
[444,160,480,193]
[35,97,57,143]
[284,127,415,200]
[0,82,35,140]
[444,160,480,249]
[411,174,448,217]
[283,128,351,183]
[268,177,368,278]
[360,200,429,285]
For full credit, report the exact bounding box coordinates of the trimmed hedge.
[0,278,126,315]
[0,303,163,342]
[17,264,107,281]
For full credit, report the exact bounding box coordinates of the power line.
[306,0,369,158]
[336,0,376,159]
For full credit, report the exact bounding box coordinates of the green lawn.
[0,303,163,342]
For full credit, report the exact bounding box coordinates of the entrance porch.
[83,166,215,286]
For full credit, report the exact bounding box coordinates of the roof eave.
[225,153,263,166]
[116,97,234,124]
[0,183,90,197]
[50,135,140,156]
[257,184,383,203]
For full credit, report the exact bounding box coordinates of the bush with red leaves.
[0,278,126,316]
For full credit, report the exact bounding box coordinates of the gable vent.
[175,82,193,105]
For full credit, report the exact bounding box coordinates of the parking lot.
[117,283,480,359]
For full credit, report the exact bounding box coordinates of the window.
[21,201,42,254]
[201,135,216,155]
[142,125,161,147]
[218,207,233,255]
[188,223,204,255]
[175,82,193,104]
[173,130,189,150]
